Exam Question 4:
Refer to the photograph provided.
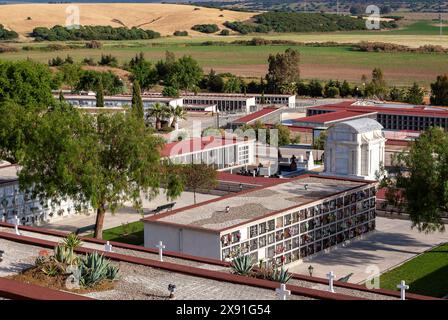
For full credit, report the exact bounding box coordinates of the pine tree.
[131,80,144,121]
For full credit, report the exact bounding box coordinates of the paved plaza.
[290,217,447,284]
[38,191,218,233]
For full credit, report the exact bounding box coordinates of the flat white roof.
[144,175,370,232]
[0,165,18,185]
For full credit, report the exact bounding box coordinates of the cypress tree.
[131,80,144,120]
[96,81,104,108]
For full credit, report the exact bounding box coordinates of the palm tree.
[148,102,164,130]
[169,105,187,129]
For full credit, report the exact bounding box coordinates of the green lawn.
[100,221,144,246]
[380,242,448,298]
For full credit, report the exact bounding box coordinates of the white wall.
[144,222,221,260]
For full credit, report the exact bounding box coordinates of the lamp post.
[308,265,314,277]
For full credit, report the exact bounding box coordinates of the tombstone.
[156,241,166,262]
[275,283,291,301]
[397,280,409,300]
[307,151,314,169]
[104,241,113,253]
[327,271,335,293]
[13,215,20,236]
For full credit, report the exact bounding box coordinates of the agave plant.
[41,262,60,277]
[79,252,119,287]
[269,267,292,284]
[105,265,120,280]
[53,245,71,264]
[230,255,253,276]
[62,233,82,251]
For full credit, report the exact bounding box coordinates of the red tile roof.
[161,136,248,158]
[233,107,279,124]
[294,110,374,124]
[309,101,448,118]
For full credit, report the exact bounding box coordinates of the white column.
[356,146,362,176]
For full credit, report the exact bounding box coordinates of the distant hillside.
[193,0,448,14]
[0,3,254,38]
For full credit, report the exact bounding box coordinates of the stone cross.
[104,241,113,252]
[156,241,165,262]
[327,271,335,293]
[13,215,20,236]
[397,280,409,300]
[275,283,291,301]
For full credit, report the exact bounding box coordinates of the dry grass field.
[0,3,254,37]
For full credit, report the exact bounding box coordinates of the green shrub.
[31,25,160,41]
[225,12,397,34]
[0,24,18,40]
[173,30,188,36]
[191,24,219,34]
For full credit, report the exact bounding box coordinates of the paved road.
[289,217,447,284]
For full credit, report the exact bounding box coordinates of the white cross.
[397,280,409,300]
[104,241,113,252]
[327,271,335,293]
[156,241,165,262]
[13,215,20,236]
[275,283,291,300]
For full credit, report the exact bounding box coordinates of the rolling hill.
[0,3,255,38]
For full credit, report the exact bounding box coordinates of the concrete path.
[289,217,447,284]
[38,191,218,233]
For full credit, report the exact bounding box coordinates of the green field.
[380,242,448,298]
[1,41,447,86]
[1,20,448,86]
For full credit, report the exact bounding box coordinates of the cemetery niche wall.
[143,175,377,267]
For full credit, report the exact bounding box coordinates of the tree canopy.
[266,48,300,94]
[380,127,448,233]
[430,75,448,106]
[166,55,203,92]
[18,107,183,238]
[0,60,56,108]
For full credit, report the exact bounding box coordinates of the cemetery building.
[229,107,284,129]
[322,118,387,180]
[161,136,256,170]
[60,94,183,109]
[306,100,448,131]
[143,174,377,266]
[182,95,256,113]
[184,92,295,108]
[0,164,81,226]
